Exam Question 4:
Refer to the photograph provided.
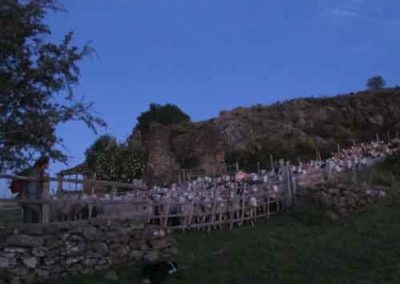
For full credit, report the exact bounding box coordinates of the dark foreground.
[46,198,400,284]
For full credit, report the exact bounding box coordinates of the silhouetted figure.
[22,156,49,223]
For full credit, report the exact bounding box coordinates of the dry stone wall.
[303,183,388,220]
[0,220,177,283]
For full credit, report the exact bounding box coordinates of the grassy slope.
[54,203,400,284]
[169,207,400,284]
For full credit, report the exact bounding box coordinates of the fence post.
[111,185,117,198]
[286,161,294,209]
[41,175,50,224]
[57,174,63,194]
[75,174,78,191]
[326,161,333,181]
[91,173,96,196]
[208,187,217,233]
[239,184,246,226]
[270,154,274,170]
[279,159,289,210]
[163,199,171,227]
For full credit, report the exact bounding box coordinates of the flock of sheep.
[45,139,399,230]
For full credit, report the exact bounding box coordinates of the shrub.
[367,76,386,90]
[136,103,190,135]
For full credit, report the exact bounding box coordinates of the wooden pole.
[208,188,217,233]
[235,161,239,172]
[326,161,332,181]
[163,200,171,227]
[185,198,195,233]
[270,154,274,170]
[239,184,246,227]
[279,159,286,211]
[286,161,293,210]
[111,185,117,198]
[266,191,270,220]
[57,174,63,194]
[91,173,96,195]
[41,174,50,224]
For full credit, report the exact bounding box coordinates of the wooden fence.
[0,149,389,230]
[0,160,295,230]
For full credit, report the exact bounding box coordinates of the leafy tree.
[118,140,147,181]
[85,135,118,170]
[136,103,190,135]
[0,0,106,171]
[367,76,386,90]
[92,142,120,181]
[86,136,147,182]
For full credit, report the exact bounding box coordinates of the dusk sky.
[47,0,400,174]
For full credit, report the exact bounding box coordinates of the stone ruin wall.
[144,122,227,185]
[0,220,177,283]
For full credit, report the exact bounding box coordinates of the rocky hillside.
[144,88,400,184]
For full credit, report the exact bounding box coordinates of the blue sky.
[46,0,400,174]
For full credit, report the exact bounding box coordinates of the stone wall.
[144,122,227,185]
[0,220,177,283]
[303,182,388,220]
[145,124,181,185]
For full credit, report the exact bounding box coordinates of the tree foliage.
[85,136,147,182]
[0,0,106,170]
[136,103,190,135]
[84,135,118,170]
[367,76,386,91]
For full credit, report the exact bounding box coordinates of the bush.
[85,137,147,182]
[367,76,386,90]
[136,103,190,135]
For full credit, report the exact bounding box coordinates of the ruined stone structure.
[145,124,181,185]
[144,122,226,185]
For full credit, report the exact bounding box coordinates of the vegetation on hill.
[367,75,386,90]
[78,88,400,181]
[140,88,400,176]
[135,103,191,136]
[219,88,400,168]
[357,150,400,190]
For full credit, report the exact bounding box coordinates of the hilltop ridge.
[143,88,400,184]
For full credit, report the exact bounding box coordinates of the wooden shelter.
[57,162,95,193]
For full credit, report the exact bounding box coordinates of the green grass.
[53,202,400,284]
